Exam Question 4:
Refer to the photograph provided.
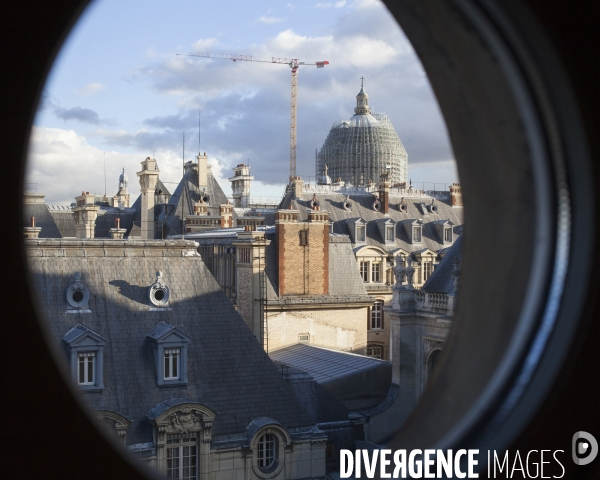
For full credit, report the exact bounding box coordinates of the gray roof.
[162,166,232,237]
[26,239,315,446]
[422,234,463,293]
[282,189,464,255]
[23,203,62,238]
[269,344,389,384]
[328,236,370,296]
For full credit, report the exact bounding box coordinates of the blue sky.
[27,0,458,205]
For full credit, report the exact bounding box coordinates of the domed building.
[316,80,408,186]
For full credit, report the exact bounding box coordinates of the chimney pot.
[30,216,35,227]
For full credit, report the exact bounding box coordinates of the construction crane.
[178,52,329,182]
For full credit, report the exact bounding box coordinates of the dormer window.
[445,227,452,243]
[147,322,191,387]
[434,219,455,245]
[402,219,424,244]
[63,324,106,392]
[413,226,422,243]
[346,218,367,244]
[386,226,394,242]
[356,225,366,242]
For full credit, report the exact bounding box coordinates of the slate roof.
[23,203,62,238]
[269,344,390,385]
[421,234,463,293]
[162,164,232,237]
[328,235,369,296]
[281,187,464,255]
[26,239,316,446]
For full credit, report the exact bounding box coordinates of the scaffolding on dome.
[316,81,408,187]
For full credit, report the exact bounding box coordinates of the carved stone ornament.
[405,262,416,287]
[372,197,381,211]
[393,256,406,287]
[154,403,216,444]
[428,339,444,350]
[451,257,461,295]
[343,195,352,211]
[66,271,90,309]
[399,197,407,212]
[148,271,170,307]
[166,408,202,434]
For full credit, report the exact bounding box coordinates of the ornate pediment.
[151,402,216,443]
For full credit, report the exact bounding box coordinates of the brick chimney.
[450,183,463,206]
[378,174,390,214]
[220,203,233,228]
[23,216,42,238]
[275,207,329,296]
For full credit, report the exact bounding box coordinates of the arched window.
[257,433,276,471]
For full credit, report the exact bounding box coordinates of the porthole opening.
[154,289,165,302]
[72,290,84,303]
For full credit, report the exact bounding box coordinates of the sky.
[26,0,458,206]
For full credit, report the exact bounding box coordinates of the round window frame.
[66,279,90,309]
[251,427,286,479]
[148,283,170,307]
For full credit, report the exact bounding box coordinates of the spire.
[354,76,370,115]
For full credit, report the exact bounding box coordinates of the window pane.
[79,357,84,383]
[87,356,94,383]
[173,353,178,378]
[165,354,170,379]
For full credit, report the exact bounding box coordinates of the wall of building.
[267,306,368,354]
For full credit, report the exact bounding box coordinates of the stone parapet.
[24,239,200,258]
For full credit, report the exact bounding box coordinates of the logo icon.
[572,431,598,466]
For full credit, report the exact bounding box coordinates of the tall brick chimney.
[378,174,390,214]
[450,183,463,206]
[275,207,329,296]
[220,203,233,228]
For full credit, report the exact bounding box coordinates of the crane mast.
[179,52,329,183]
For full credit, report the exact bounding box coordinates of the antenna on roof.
[182,132,185,239]
[103,151,106,196]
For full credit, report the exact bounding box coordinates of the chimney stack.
[450,183,463,206]
[137,157,160,239]
[24,216,42,239]
[378,174,390,214]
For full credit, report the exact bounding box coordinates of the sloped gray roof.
[26,239,315,446]
[162,168,232,237]
[421,234,463,293]
[328,236,369,296]
[269,344,389,385]
[23,203,62,238]
[94,209,136,238]
[281,189,463,255]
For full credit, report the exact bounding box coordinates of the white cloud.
[191,38,219,51]
[257,15,285,24]
[335,1,347,7]
[26,126,213,205]
[74,82,105,96]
